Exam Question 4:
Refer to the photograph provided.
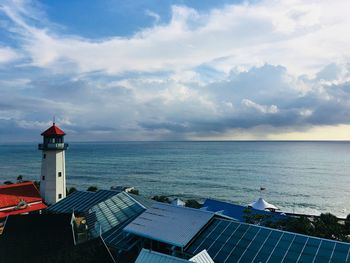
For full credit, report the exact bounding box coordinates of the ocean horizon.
[1,141,349,217]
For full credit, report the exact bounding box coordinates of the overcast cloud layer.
[1,0,350,142]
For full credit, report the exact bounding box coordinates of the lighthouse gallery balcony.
[38,143,69,150]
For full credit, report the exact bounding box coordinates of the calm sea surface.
[0,141,349,217]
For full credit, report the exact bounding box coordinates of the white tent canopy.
[171,198,185,207]
[248,197,279,211]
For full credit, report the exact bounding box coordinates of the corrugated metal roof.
[135,249,189,263]
[186,218,350,263]
[48,190,119,214]
[128,193,156,209]
[124,203,215,248]
[85,192,145,239]
[189,250,214,263]
[202,198,286,222]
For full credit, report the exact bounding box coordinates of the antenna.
[53,116,56,125]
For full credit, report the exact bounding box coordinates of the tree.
[185,199,201,209]
[68,187,77,195]
[243,207,273,225]
[152,195,170,203]
[87,186,98,192]
[284,216,314,236]
[17,175,23,183]
[3,181,13,185]
[128,189,139,195]
[344,214,350,234]
[314,213,343,240]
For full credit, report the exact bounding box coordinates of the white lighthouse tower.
[38,122,68,204]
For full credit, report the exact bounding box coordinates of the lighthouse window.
[43,154,46,159]
[58,172,62,177]
[58,194,62,199]
[42,176,45,180]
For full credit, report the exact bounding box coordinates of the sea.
[0,141,349,217]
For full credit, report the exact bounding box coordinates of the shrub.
[87,186,98,192]
[128,189,139,195]
[185,199,201,209]
[152,195,170,203]
[68,187,77,195]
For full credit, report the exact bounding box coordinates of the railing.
[38,143,69,150]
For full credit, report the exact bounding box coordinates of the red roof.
[0,202,47,219]
[41,123,65,136]
[0,182,46,216]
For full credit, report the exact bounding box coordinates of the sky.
[1,0,350,142]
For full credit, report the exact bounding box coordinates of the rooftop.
[0,182,46,218]
[48,189,119,214]
[135,249,189,263]
[202,198,286,222]
[125,203,215,248]
[85,191,146,250]
[41,123,65,136]
[186,218,350,263]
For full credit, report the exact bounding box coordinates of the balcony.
[38,143,69,150]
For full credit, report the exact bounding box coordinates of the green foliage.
[17,175,23,183]
[68,187,77,195]
[243,207,273,225]
[87,186,98,192]
[128,188,139,195]
[268,213,348,242]
[313,213,344,240]
[285,217,314,236]
[185,199,202,209]
[3,181,13,185]
[344,214,350,234]
[152,195,170,203]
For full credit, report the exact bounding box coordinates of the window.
[58,194,62,199]
[42,176,45,180]
[58,172,62,177]
[43,154,46,159]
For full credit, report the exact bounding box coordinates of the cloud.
[0,46,19,63]
[1,0,350,141]
[2,0,350,76]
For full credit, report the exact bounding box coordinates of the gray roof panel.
[186,218,350,263]
[125,203,215,248]
[48,190,119,214]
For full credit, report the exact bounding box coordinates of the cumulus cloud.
[2,0,350,75]
[1,0,350,141]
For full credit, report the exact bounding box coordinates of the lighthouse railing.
[38,143,69,150]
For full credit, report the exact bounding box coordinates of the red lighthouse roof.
[41,123,65,136]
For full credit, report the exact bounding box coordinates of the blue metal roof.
[186,218,350,263]
[48,190,119,214]
[202,199,287,222]
[135,249,189,263]
[84,192,147,250]
[124,203,215,248]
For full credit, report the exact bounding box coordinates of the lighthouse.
[38,122,68,204]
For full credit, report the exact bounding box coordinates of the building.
[124,203,215,253]
[0,182,47,220]
[121,201,350,262]
[48,189,155,261]
[38,122,68,204]
[185,218,350,262]
[135,248,214,263]
[202,198,286,222]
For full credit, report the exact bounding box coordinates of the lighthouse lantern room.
[38,122,68,204]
